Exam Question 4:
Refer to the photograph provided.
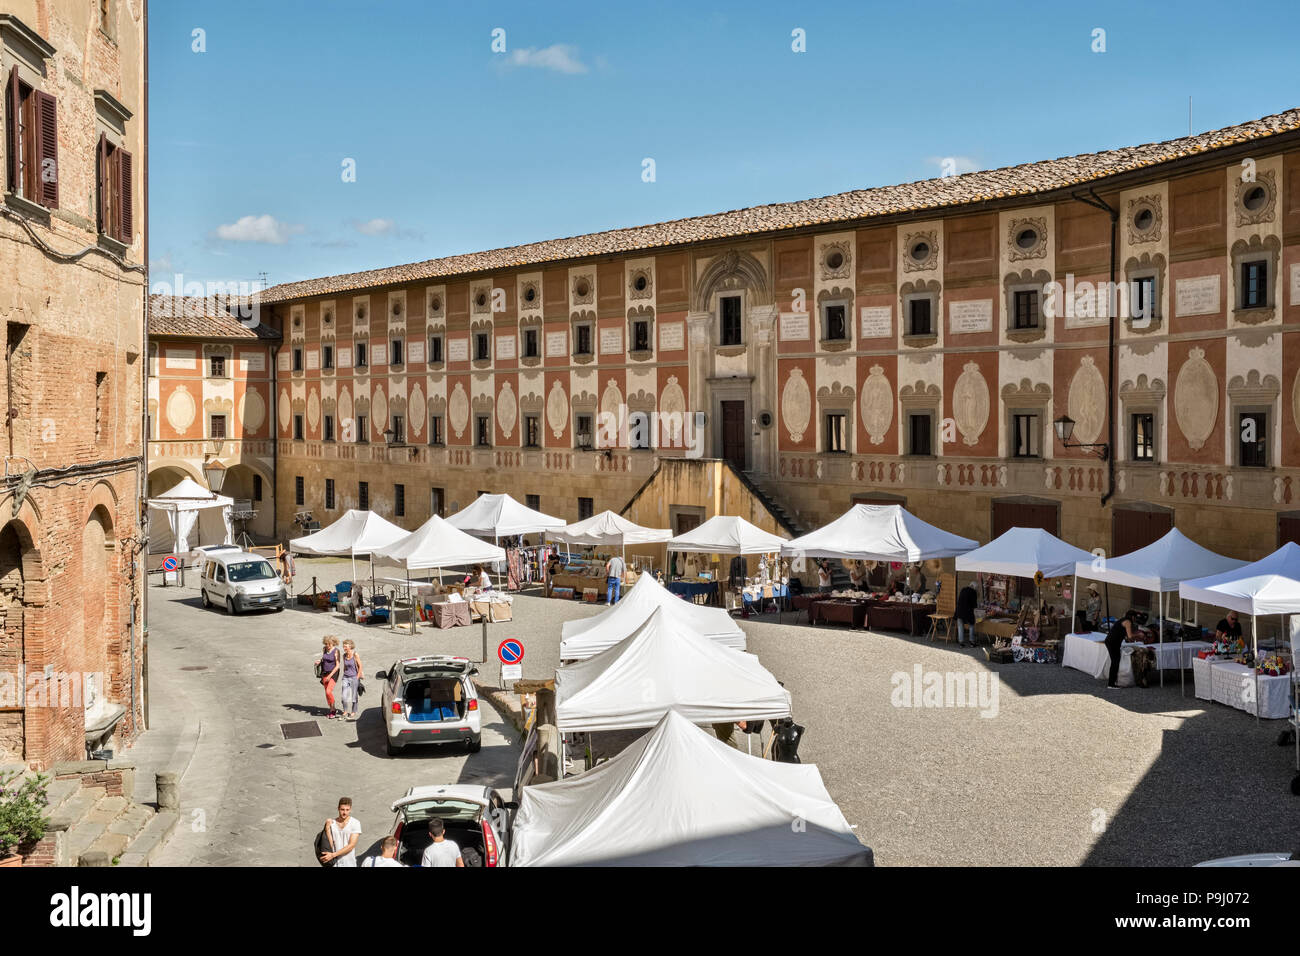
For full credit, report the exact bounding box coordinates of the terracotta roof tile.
[258,108,1300,304]
[148,295,280,340]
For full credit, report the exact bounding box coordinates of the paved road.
[131,558,1300,866]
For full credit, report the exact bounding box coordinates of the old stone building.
[256,108,1300,571]
[147,295,280,545]
[0,2,146,767]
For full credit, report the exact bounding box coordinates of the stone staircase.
[18,761,178,867]
[742,470,852,590]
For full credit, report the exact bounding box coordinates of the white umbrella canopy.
[146,477,234,556]
[288,509,408,557]
[1074,527,1247,592]
[511,709,872,867]
[556,607,790,732]
[667,514,789,555]
[782,504,977,562]
[371,514,506,571]
[1179,541,1300,616]
[548,510,671,548]
[560,571,745,658]
[956,526,1095,579]
[444,493,566,538]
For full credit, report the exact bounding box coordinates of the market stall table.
[1063,632,1133,684]
[469,599,513,623]
[1203,659,1292,719]
[429,602,472,629]
[808,599,870,628]
[741,583,789,610]
[867,601,935,636]
[668,580,719,606]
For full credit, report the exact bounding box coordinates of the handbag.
[315,823,336,867]
[357,679,366,697]
[314,660,323,679]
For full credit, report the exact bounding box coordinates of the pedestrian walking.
[361,835,404,867]
[339,638,363,720]
[320,796,361,867]
[605,552,626,604]
[420,817,463,867]
[319,635,341,718]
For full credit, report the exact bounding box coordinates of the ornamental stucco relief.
[546,380,568,438]
[601,379,623,426]
[660,376,686,444]
[497,381,518,439]
[372,387,388,435]
[307,391,321,431]
[781,368,811,443]
[239,389,266,432]
[1173,348,1219,451]
[409,384,426,433]
[859,365,894,445]
[1066,357,1106,446]
[951,362,990,446]
[449,383,470,438]
[276,388,290,431]
[167,387,197,432]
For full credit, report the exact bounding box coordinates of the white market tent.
[547,510,671,556]
[289,509,409,579]
[371,514,506,572]
[1179,542,1300,721]
[782,504,977,562]
[956,527,1095,579]
[1074,528,1247,692]
[556,607,790,732]
[560,571,745,659]
[147,477,233,559]
[511,709,872,867]
[445,493,566,538]
[667,514,789,555]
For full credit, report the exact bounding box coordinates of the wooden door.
[1112,508,1172,608]
[721,401,746,472]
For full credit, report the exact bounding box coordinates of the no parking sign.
[162,555,179,572]
[497,639,524,665]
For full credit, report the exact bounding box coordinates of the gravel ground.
[158,557,1299,867]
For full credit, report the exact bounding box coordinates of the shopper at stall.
[1215,611,1242,641]
[605,552,626,604]
[817,560,833,594]
[1105,609,1140,689]
[1085,584,1103,629]
[955,581,978,647]
[848,561,867,590]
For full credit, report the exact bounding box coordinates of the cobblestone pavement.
[132,558,1300,866]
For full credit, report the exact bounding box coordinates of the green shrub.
[0,769,50,856]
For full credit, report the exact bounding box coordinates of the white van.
[198,550,286,614]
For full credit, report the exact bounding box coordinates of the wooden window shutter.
[5,67,17,193]
[33,91,58,209]
[117,148,133,243]
[97,133,108,234]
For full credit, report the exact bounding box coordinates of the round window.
[524,286,537,302]
[909,240,930,263]
[1133,207,1154,232]
[430,296,441,312]
[825,250,844,271]
[323,310,333,324]
[1243,185,1268,211]
[356,306,366,320]
[758,411,774,428]
[476,293,487,307]
[576,280,590,297]
[392,302,402,316]
[633,275,648,292]
[1016,228,1039,250]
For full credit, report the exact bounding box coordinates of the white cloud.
[214,214,304,244]
[506,44,588,74]
[927,156,980,178]
[353,217,395,236]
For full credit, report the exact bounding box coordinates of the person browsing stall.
[605,553,626,605]
[1215,611,1242,641]
[1105,609,1140,690]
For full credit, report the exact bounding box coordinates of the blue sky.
[148,0,1300,292]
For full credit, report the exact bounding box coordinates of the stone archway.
[0,524,25,760]
[222,463,275,542]
[81,507,115,731]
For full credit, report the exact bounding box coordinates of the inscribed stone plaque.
[859,306,891,338]
[658,322,684,351]
[779,312,810,341]
[600,326,623,355]
[546,331,568,357]
[1175,275,1220,317]
[277,351,291,371]
[496,335,517,360]
[406,340,425,364]
[336,347,351,368]
[305,348,320,370]
[240,352,266,373]
[448,337,469,363]
[166,349,196,370]
[949,299,992,334]
[1291,263,1300,306]
[372,343,388,366]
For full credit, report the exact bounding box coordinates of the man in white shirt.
[420,818,464,867]
[321,797,361,867]
[361,835,405,867]
[605,554,626,605]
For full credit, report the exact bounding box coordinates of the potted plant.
[0,769,50,865]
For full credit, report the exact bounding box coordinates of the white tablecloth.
[1194,657,1292,718]
[1062,632,1135,686]
[1192,655,1215,700]
[1148,640,1212,670]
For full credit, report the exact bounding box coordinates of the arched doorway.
[221,463,274,543]
[147,464,199,498]
[0,524,25,761]
[81,508,115,731]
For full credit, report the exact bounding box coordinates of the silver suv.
[376,656,483,757]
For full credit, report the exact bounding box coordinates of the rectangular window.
[294,476,304,506]
[96,132,134,240]
[324,415,335,442]
[209,355,226,378]
[476,415,491,447]
[1242,260,1268,309]
[430,487,444,517]
[292,414,304,441]
[253,474,263,501]
[908,413,932,456]
[95,371,107,441]
[632,321,650,353]
[522,328,539,358]
[394,483,406,517]
[1012,413,1039,458]
[576,414,594,449]
[526,494,541,512]
[429,414,443,446]
[8,72,60,211]
[1239,411,1268,467]
[1013,290,1040,330]
[474,333,490,361]
[391,415,405,443]
[575,325,592,356]
[578,497,594,520]
[211,414,228,440]
[1130,413,1154,461]
[429,335,443,364]
[908,298,932,336]
[292,348,303,372]
[322,344,334,369]
[823,304,847,341]
[324,478,335,510]
[824,412,847,452]
[356,414,368,444]
[355,342,367,367]
[390,338,403,366]
[1132,276,1155,321]
[358,481,370,510]
[719,295,743,346]
[524,415,540,448]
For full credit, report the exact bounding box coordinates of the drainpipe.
[138,0,151,733]
[270,338,280,542]
[1071,189,1118,508]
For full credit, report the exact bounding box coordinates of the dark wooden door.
[721,401,746,471]
[991,500,1060,597]
[1279,514,1300,548]
[1112,508,1173,608]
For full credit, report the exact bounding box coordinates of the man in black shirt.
[1215,611,1242,641]
[955,582,978,647]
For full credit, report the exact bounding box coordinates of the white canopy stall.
[782,504,977,562]
[289,509,409,580]
[372,514,506,572]
[956,526,1095,579]
[560,571,745,659]
[667,515,789,555]
[556,607,790,732]
[547,510,671,560]
[445,493,566,538]
[511,709,872,867]
[1074,528,1247,690]
[147,477,234,561]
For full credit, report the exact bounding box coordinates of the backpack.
[315,823,336,867]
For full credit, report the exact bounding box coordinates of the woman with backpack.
[318,635,341,718]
